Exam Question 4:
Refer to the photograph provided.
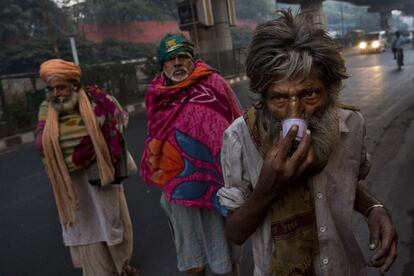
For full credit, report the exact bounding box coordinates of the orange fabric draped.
[39,59,115,226]
[42,89,116,226]
[156,62,214,90]
[39,59,81,82]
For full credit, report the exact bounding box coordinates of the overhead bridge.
[276,0,413,30]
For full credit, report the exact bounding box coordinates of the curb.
[0,75,248,152]
[0,131,35,152]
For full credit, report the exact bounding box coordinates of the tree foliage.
[0,0,75,44]
[236,0,275,21]
[0,0,164,75]
[0,36,156,75]
[69,0,178,25]
[0,3,32,42]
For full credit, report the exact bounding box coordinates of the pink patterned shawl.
[140,60,243,212]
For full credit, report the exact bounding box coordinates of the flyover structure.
[276,0,414,30]
[351,0,414,30]
[176,0,237,75]
[175,0,413,70]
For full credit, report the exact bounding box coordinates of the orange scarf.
[156,62,214,90]
[42,88,115,226]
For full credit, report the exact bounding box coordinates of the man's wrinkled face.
[266,75,329,121]
[47,78,79,113]
[264,75,339,172]
[163,53,194,84]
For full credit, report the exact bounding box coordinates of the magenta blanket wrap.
[140,61,243,211]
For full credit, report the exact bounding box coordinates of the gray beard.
[307,106,340,170]
[51,91,79,114]
[260,104,340,172]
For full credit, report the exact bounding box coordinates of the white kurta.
[62,168,124,247]
[218,109,370,276]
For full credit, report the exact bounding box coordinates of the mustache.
[51,96,71,103]
[172,67,189,75]
[50,91,79,113]
[260,104,338,139]
[259,104,340,171]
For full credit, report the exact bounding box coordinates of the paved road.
[343,46,414,276]
[0,45,413,276]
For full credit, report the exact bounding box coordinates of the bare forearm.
[354,184,382,217]
[225,191,275,245]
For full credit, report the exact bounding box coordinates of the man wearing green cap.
[158,34,195,84]
[140,34,243,275]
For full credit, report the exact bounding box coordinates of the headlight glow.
[371,40,380,48]
[359,41,367,49]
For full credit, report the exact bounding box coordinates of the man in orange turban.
[36,59,138,276]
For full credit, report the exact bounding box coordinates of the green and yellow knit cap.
[158,34,194,66]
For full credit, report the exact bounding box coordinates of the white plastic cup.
[282,118,308,142]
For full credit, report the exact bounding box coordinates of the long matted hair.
[246,9,348,108]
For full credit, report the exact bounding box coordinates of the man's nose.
[287,96,303,118]
[51,87,60,95]
[173,56,181,66]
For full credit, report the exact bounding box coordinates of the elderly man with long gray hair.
[218,10,397,276]
[35,59,138,276]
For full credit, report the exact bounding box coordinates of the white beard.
[164,63,194,84]
[262,104,340,172]
[51,90,79,114]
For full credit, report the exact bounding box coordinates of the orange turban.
[39,59,81,82]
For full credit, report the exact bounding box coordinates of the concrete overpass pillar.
[193,0,233,54]
[189,0,234,75]
[299,0,327,29]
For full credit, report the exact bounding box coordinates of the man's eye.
[271,94,284,100]
[270,95,288,104]
[47,85,68,93]
[303,88,319,98]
